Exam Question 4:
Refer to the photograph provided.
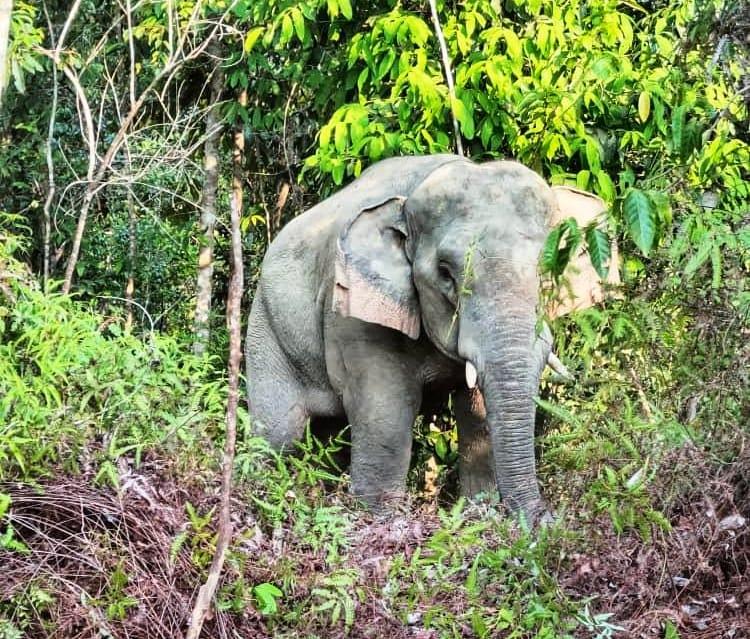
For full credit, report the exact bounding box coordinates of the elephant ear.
[333,197,421,339]
[546,186,621,319]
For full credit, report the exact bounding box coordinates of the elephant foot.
[515,498,555,529]
[459,474,498,501]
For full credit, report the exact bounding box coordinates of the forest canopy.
[0,0,748,637]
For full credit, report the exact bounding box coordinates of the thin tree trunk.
[193,57,224,356]
[186,87,245,639]
[42,2,59,290]
[124,188,137,329]
[0,0,13,110]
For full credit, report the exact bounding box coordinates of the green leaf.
[664,620,681,639]
[585,138,601,172]
[319,124,333,149]
[541,218,580,279]
[292,9,305,42]
[684,234,713,278]
[338,0,353,20]
[451,96,474,139]
[638,91,651,123]
[253,583,283,615]
[331,162,345,185]
[595,171,615,203]
[369,136,384,160]
[334,123,348,153]
[623,189,656,256]
[585,226,611,279]
[280,14,293,44]
[243,27,263,54]
[671,104,686,157]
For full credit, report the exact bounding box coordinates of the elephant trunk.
[462,309,545,522]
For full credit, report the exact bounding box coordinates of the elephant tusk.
[547,352,573,381]
[465,361,478,389]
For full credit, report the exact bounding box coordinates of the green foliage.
[172,502,218,572]
[0,494,28,554]
[0,224,225,484]
[622,189,658,256]
[7,2,45,94]
[92,562,139,621]
[0,584,54,639]
[252,582,283,615]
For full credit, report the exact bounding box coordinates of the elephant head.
[332,158,617,520]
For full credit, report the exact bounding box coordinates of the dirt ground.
[1,440,748,639]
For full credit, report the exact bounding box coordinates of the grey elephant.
[246,154,617,522]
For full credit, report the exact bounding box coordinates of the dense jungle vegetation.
[0,0,748,636]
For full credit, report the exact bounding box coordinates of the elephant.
[246,154,618,522]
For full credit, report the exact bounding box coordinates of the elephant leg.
[342,359,422,507]
[454,388,496,498]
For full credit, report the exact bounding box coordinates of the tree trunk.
[186,87,246,639]
[193,58,224,356]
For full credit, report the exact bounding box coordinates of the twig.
[628,367,653,420]
[427,0,464,156]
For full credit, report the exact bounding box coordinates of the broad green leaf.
[292,9,305,42]
[585,226,611,279]
[451,97,474,139]
[338,0,353,20]
[280,14,293,44]
[664,620,680,639]
[334,123,348,153]
[595,171,615,203]
[541,225,564,274]
[576,170,591,190]
[319,124,332,148]
[623,189,656,256]
[253,583,283,615]
[638,91,651,123]
[331,162,345,185]
[585,138,601,172]
[369,136,384,160]
[541,218,580,279]
[243,27,263,54]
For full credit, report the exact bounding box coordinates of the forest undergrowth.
[1,219,748,638]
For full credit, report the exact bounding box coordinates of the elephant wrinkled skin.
[246,155,617,522]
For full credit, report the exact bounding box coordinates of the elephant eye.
[438,262,457,300]
[438,262,452,281]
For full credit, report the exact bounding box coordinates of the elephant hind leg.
[246,320,309,452]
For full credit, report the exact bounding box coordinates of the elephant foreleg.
[455,388,496,498]
[342,358,423,508]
